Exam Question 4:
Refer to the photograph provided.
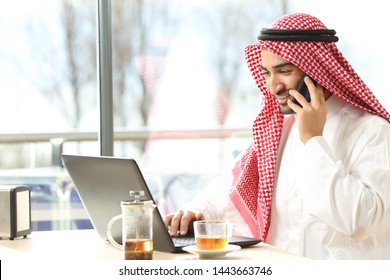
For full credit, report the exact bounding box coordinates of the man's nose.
[268,76,283,95]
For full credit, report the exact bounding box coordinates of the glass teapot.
[107,190,156,260]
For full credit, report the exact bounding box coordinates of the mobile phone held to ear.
[292,74,317,107]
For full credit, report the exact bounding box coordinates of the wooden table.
[0,229,307,260]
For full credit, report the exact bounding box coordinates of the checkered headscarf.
[229,13,390,241]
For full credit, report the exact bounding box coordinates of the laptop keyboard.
[172,235,196,246]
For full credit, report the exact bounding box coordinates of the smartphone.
[292,74,316,107]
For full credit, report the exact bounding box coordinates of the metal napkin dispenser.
[0,185,31,240]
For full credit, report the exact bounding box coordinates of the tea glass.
[193,220,232,250]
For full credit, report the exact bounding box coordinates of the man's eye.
[279,70,291,75]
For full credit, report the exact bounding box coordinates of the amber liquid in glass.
[196,236,228,250]
[124,239,153,260]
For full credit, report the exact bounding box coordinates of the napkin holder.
[0,185,31,240]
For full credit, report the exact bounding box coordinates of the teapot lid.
[121,190,154,206]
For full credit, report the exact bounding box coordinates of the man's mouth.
[275,94,292,105]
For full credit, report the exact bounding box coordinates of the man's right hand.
[163,210,205,236]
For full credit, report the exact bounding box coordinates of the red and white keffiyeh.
[229,13,390,241]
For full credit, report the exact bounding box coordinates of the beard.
[273,89,295,115]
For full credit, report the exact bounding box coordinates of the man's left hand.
[287,76,328,144]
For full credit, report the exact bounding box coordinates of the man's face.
[260,48,305,114]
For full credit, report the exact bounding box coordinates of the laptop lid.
[61,154,261,253]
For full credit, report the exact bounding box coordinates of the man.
[164,13,390,259]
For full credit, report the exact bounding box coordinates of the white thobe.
[183,95,390,259]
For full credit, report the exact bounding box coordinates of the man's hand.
[288,76,328,144]
[163,210,205,236]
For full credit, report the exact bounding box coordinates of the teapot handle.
[106,214,122,250]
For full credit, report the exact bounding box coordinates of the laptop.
[61,154,261,253]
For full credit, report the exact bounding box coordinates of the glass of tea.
[193,220,233,250]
